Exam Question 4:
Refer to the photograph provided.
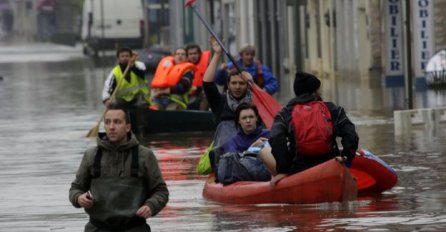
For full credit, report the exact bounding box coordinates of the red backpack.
[291,100,333,156]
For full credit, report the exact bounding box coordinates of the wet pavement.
[0,43,445,231]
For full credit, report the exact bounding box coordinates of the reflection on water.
[143,133,212,181]
[0,44,446,231]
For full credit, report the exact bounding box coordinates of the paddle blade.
[185,0,196,7]
[250,84,282,129]
[86,125,99,138]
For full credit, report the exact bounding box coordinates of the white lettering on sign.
[384,0,404,76]
[412,0,434,78]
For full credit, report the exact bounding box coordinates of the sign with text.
[412,0,433,89]
[384,0,404,87]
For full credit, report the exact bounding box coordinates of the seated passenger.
[150,47,195,110]
[216,103,271,184]
[201,38,254,172]
[215,45,278,95]
[259,72,359,186]
[206,39,254,142]
[185,43,211,110]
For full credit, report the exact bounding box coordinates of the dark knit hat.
[293,72,321,96]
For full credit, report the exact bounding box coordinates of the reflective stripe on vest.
[168,94,188,109]
[113,65,150,103]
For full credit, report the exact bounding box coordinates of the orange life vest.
[192,50,211,87]
[151,56,196,88]
[152,56,174,88]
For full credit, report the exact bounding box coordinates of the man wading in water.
[69,107,169,231]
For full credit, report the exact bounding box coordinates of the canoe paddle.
[185,0,282,129]
[86,63,132,138]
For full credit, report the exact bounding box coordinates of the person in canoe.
[203,37,254,166]
[102,47,152,108]
[215,45,278,95]
[185,43,211,110]
[259,72,359,185]
[216,102,271,184]
[150,47,195,110]
[69,106,169,231]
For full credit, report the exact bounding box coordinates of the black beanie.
[293,72,321,96]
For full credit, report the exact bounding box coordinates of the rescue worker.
[69,107,169,231]
[150,47,195,110]
[185,43,211,110]
[102,47,151,108]
[215,45,278,95]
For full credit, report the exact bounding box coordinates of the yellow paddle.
[85,63,132,138]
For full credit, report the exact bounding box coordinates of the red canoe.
[203,159,357,204]
[350,149,398,194]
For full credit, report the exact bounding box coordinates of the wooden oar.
[185,0,282,129]
[86,63,132,138]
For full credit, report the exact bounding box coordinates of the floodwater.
[0,43,446,231]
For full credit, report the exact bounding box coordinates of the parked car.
[135,46,171,75]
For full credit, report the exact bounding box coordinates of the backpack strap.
[93,147,102,178]
[130,146,139,177]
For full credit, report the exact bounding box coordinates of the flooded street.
[0,43,446,231]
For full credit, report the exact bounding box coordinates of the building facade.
[133,0,446,103]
